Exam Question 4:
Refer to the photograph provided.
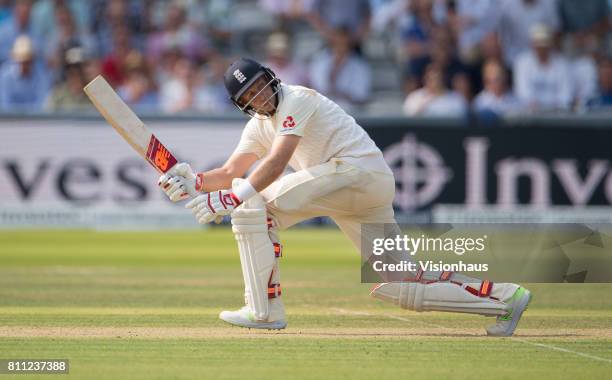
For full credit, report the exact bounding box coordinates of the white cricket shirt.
[233,84,392,175]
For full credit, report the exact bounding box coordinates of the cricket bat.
[84,75,198,197]
[83,75,181,174]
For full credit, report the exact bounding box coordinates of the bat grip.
[164,162,200,199]
[186,186,200,198]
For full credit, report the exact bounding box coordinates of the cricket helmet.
[223,57,281,117]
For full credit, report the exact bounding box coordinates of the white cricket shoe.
[219,306,287,330]
[486,287,532,337]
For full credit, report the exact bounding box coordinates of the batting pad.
[231,181,276,321]
[371,282,515,316]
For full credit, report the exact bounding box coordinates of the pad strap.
[273,243,282,258]
[479,280,493,297]
[404,270,453,284]
[268,283,281,299]
[414,268,424,282]
[370,281,509,316]
[403,269,494,299]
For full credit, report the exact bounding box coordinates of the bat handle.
[163,163,200,199]
[186,186,200,198]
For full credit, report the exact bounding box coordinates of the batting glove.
[185,190,242,224]
[158,162,202,202]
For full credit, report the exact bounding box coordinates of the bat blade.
[83,75,177,174]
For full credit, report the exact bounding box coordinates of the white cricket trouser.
[259,159,520,319]
[260,158,396,251]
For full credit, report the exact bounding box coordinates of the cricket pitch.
[1,229,611,379]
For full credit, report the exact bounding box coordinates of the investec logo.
[233,69,247,83]
[384,134,452,211]
[385,134,612,210]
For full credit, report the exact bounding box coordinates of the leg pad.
[370,282,511,316]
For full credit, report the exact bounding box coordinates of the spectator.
[0,0,40,64]
[100,25,137,86]
[259,0,315,22]
[480,32,504,64]
[0,0,12,28]
[309,26,372,107]
[308,0,371,47]
[452,71,472,102]
[403,63,467,116]
[45,5,96,76]
[46,46,90,111]
[371,0,411,35]
[400,0,436,89]
[117,64,159,113]
[150,0,191,28]
[155,45,182,86]
[82,57,102,83]
[497,0,560,67]
[0,35,51,111]
[429,26,471,99]
[437,0,499,64]
[159,57,195,114]
[513,24,573,112]
[194,56,233,113]
[559,0,609,35]
[30,0,90,42]
[199,0,234,50]
[136,0,156,36]
[151,0,229,50]
[473,59,521,117]
[146,1,210,65]
[92,0,139,57]
[587,58,612,109]
[566,32,599,109]
[264,32,308,86]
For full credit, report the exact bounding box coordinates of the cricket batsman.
[157,58,531,336]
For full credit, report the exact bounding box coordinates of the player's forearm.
[198,167,234,192]
[247,158,286,192]
[230,137,299,202]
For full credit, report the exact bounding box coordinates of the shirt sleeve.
[232,120,267,159]
[276,88,319,137]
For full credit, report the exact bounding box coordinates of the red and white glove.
[158,163,203,202]
[185,189,242,224]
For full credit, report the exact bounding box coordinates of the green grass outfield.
[0,229,611,379]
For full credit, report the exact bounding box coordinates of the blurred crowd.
[0,0,610,118]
